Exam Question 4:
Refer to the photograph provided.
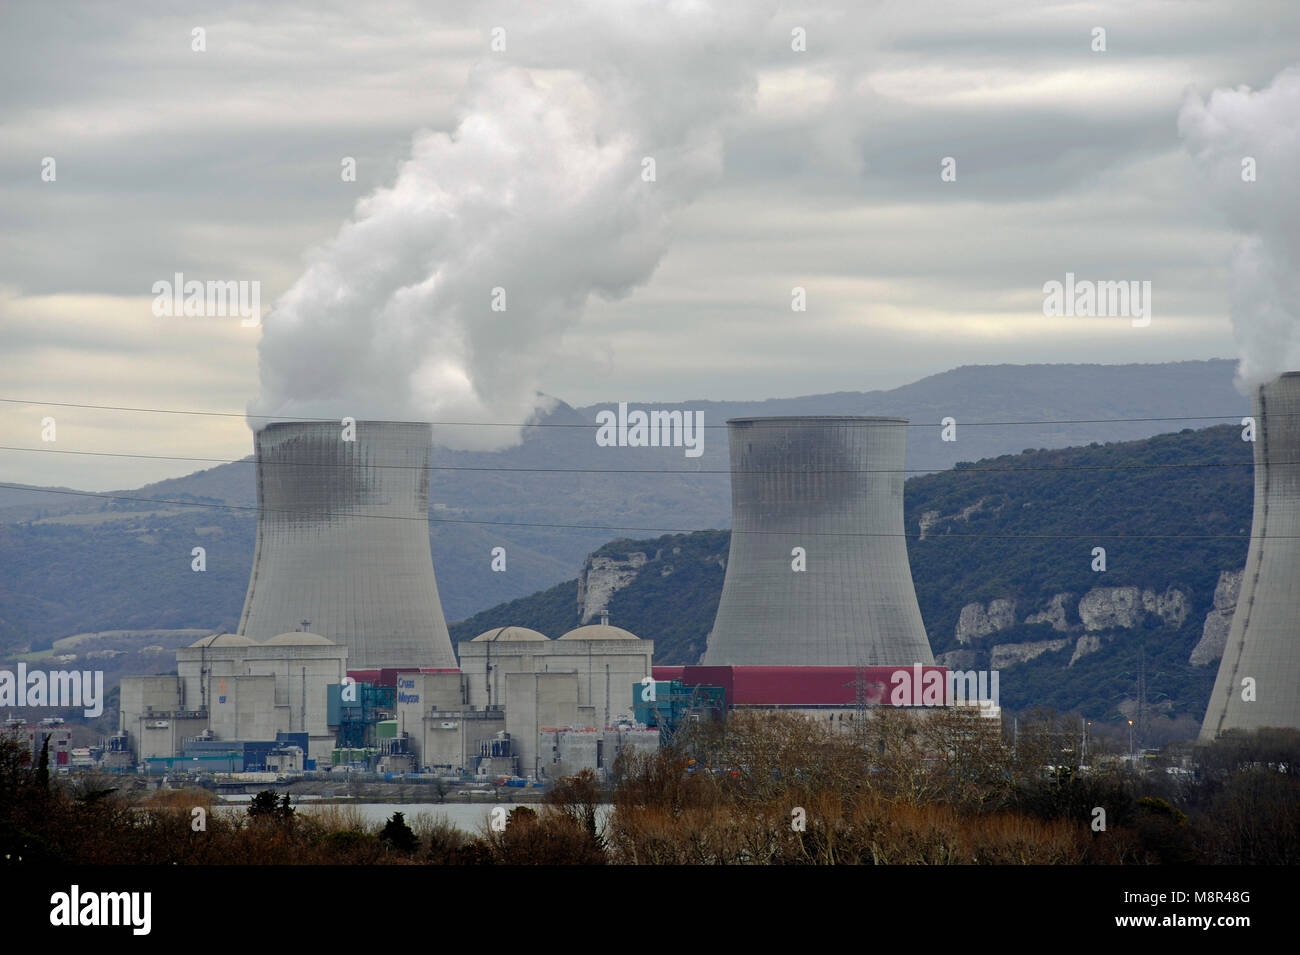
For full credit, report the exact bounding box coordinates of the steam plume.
[250,1,775,448]
[1179,67,1300,390]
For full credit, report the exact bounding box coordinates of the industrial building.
[103,411,985,782]
[114,615,655,782]
[119,629,347,767]
[1201,372,1300,739]
[384,619,655,779]
[703,416,936,667]
[540,725,660,779]
[381,668,500,773]
[141,733,308,775]
[632,681,726,744]
[115,418,473,773]
[650,664,970,732]
[4,719,73,768]
[237,420,457,670]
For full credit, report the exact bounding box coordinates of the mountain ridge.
[0,360,1248,642]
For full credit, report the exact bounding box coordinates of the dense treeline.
[602,713,1299,865]
[3,716,1296,865]
[904,425,1251,724]
[905,424,1252,654]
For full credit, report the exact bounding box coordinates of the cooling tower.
[237,420,457,669]
[1200,373,1300,740]
[703,416,935,667]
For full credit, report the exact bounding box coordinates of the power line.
[0,395,1258,430]
[0,444,1254,475]
[0,481,1265,541]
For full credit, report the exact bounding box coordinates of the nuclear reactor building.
[703,416,935,667]
[1201,373,1300,740]
[237,420,457,670]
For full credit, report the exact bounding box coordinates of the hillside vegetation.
[453,425,1253,729]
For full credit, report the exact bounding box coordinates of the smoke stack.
[1201,373,1300,740]
[237,420,456,669]
[703,416,935,667]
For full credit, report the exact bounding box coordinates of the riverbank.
[245,779,549,804]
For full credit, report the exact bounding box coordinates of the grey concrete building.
[121,630,348,766]
[506,671,583,779]
[237,420,456,669]
[540,725,659,780]
[703,416,935,667]
[1201,373,1300,740]
[454,623,655,778]
[392,670,504,773]
[459,623,654,732]
[177,630,348,765]
[118,675,207,760]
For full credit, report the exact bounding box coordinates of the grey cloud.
[0,0,1294,490]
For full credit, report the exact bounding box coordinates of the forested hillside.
[450,425,1253,735]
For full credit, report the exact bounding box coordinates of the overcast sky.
[2,0,1298,490]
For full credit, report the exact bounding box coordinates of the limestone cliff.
[950,585,1193,670]
[1077,586,1187,631]
[1190,569,1244,666]
[955,599,1017,644]
[1024,593,1073,632]
[576,552,649,623]
[990,638,1070,668]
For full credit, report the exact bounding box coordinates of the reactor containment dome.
[703,415,935,667]
[237,420,457,670]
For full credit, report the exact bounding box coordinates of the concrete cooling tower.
[703,416,935,667]
[1201,373,1300,740]
[237,420,457,670]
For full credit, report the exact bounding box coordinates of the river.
[212,800,614,832]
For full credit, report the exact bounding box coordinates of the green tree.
[379,811,419,854]
[247,790,294,822]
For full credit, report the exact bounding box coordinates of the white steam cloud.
[1179,67,1300,391]
[250,1,776,447]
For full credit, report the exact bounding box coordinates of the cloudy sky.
[2,0,1298,490]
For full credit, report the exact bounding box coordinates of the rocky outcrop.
[1024,593,1073,632]
[1190,569,1244,666]
[1076,588,1128,631]
[577,553,648,623]
[1069,635,1102,667]
[936,649,979,669]
[918,498,999,539]
[951,585,1189,662]
[955,599,1017,644]
[990,639,1069,669]
[1214,568,1243,609]
[940,581,1200,671]
[1142,587,1189,628]
[1077,586,1188,631]
[1077,587,1145,630]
